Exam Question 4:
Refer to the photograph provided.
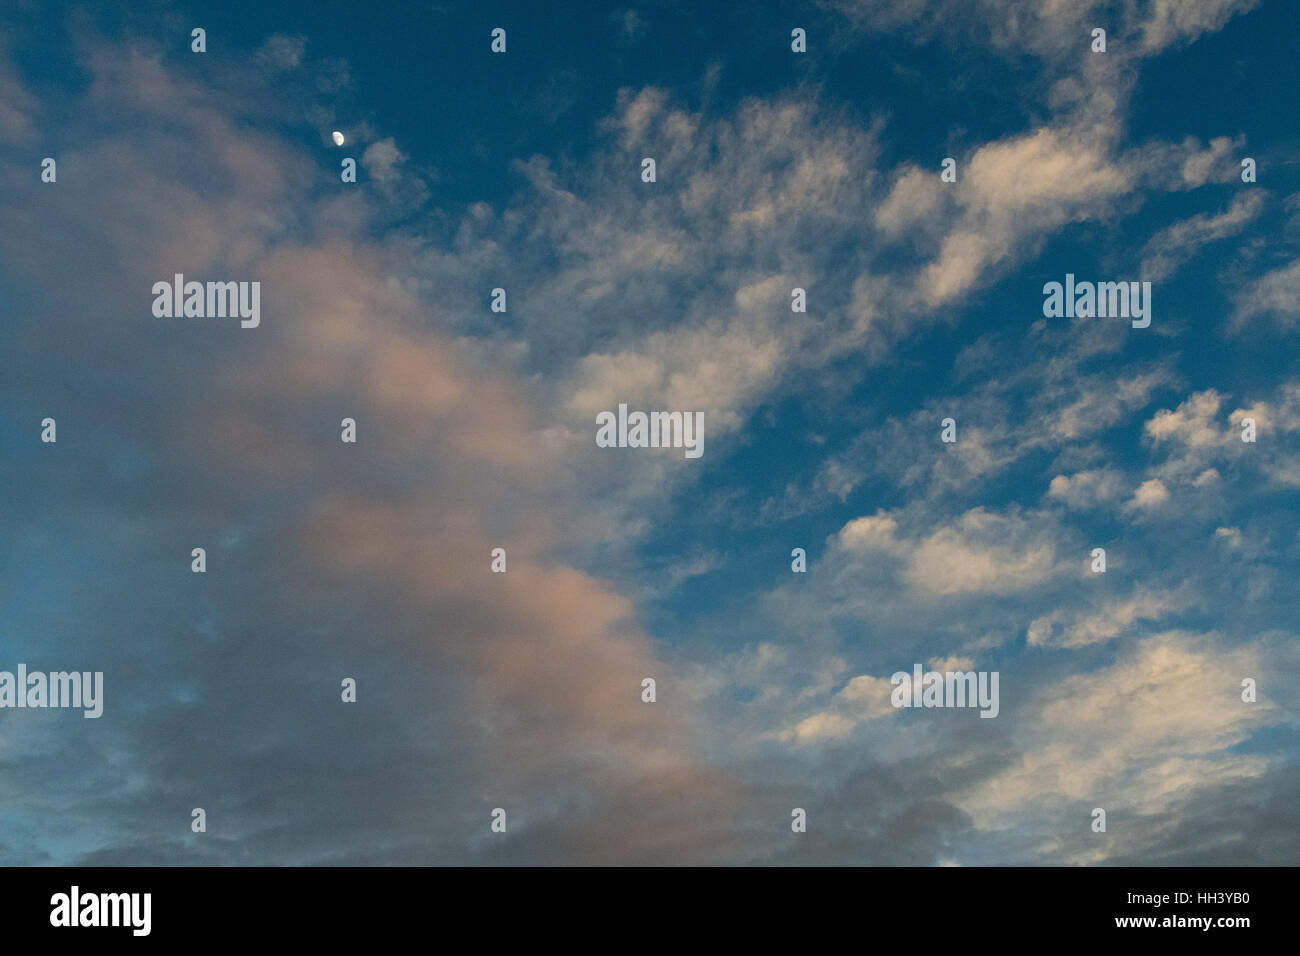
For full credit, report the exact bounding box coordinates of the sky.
[1,0,1298,865]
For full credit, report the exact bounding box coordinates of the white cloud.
[823,0,1259,59]
[254,34,307,73]
[839,506,1063,596]
[1145,390,1228,447]
[1127,477,1171,511]
[1137,383,1300,498]
[957,631,1276,834]
[1028,588,1192,648]
[784,673,899,744]
[360,137,408,187]
[1139,0,1261,51]
[1232,258,1300,331]
[1047,468,1126,509]
[1141,191,1265,282]
[1214,526,1244,549]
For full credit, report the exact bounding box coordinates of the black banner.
[1,866,1286,943]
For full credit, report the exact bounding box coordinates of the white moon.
[331,131,345,146]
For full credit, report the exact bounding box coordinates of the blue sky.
[1,0,1298,865]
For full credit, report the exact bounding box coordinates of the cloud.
[1214,525,1244,549]
[776,324,1173,516]
[957,631,1278,834]
[253,34,307,73]
[361,137,407,186]
[1141,191,1265,282]
[1127,477,1171,510]
[1139,0,1261,51]
[0,32,744,865]
[359,136,434,206]
[1027,587,1193,648]
[1175,134,1242,187]
[874,127,1132,311]
[838,506,1063,596]
[1145,389,1229,447]
[822,0,1260,58]
[1232,258,1300,331]
[1046,468,1126,509]
[785,671,901,745]
[1,2,1293,867]
[1135,383,1300,499]
[0,45,38,144]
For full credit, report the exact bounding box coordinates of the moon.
[331,131,345,146]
